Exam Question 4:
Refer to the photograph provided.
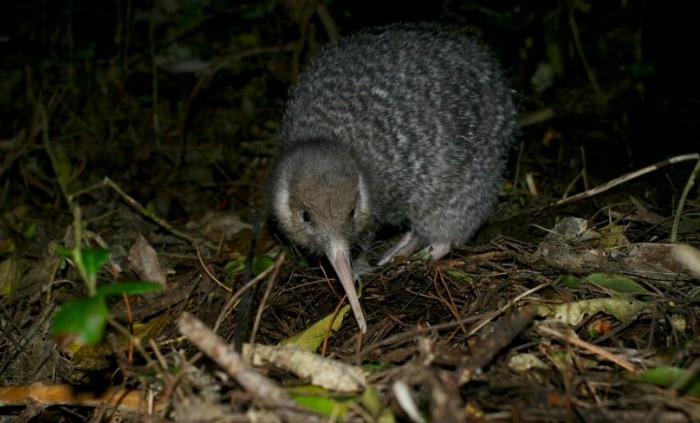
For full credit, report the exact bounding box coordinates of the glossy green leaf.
[52,296,109,345]
[96,281,162,297]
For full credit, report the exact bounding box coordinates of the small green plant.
[52,246,161,345]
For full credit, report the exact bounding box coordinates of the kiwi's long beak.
[328,247,367,333]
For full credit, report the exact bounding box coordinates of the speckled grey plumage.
[267,23,517,332]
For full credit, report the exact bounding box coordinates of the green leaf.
[252,254,274,275]
[584,273,648,293]
[52,296,109,345]
[293,394,350,417]
[55,246,111,287]
[55,246,75,258]
[96,281,162,297]
[224,256,246,274]
[79,248,111,282]
[289,386,353,417]
[629,366,700,396]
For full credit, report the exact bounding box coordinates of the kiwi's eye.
[302,210,312,223]
[349,208,355,218]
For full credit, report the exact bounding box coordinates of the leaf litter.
[1,2,700,422]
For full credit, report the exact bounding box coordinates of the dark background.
[1,0,698,219]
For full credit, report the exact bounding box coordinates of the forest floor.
[1,2,699,422]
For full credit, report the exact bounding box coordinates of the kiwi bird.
[267,23,517,333]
